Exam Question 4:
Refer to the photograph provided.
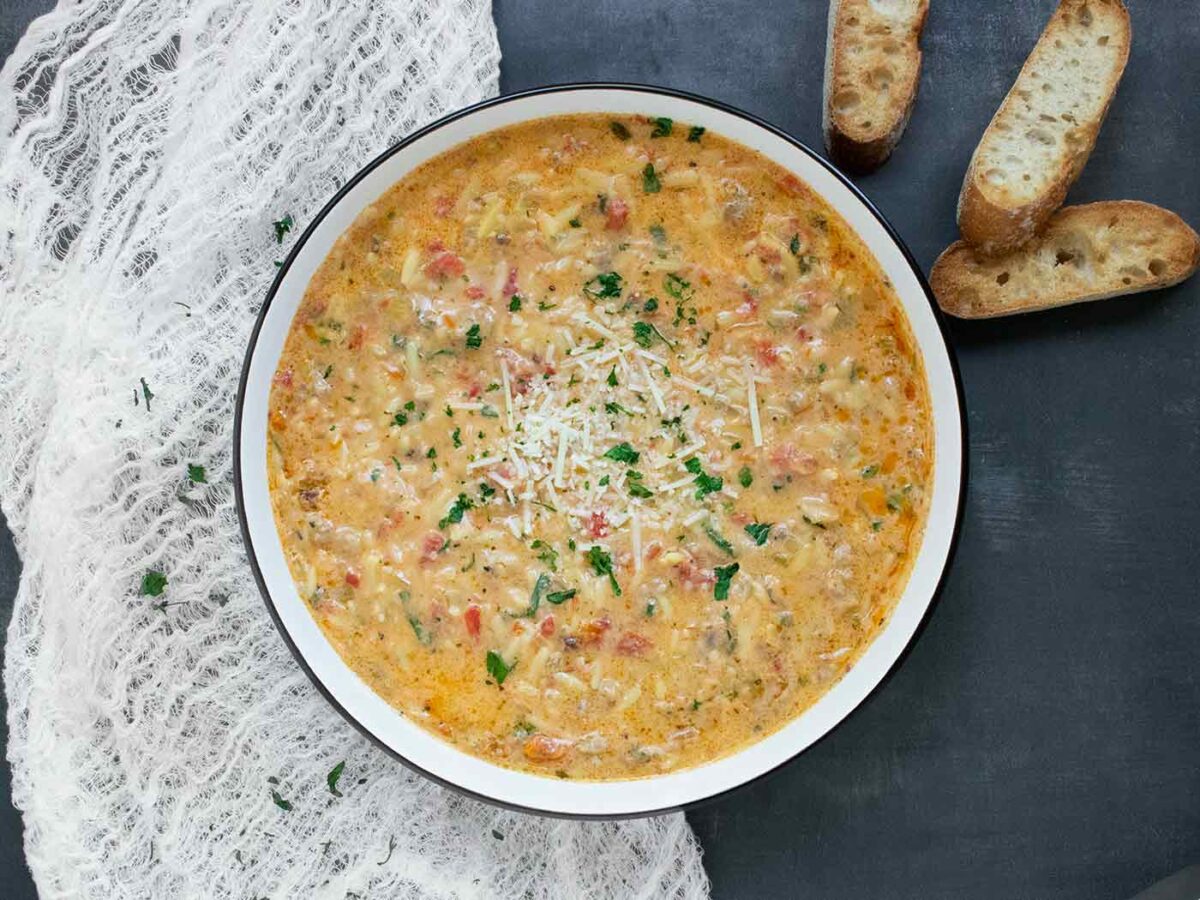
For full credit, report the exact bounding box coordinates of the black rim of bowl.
[234,81,970,821]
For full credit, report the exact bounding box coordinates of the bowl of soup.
[235,84,965,818]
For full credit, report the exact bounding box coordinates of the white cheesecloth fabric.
[0,1,710,897]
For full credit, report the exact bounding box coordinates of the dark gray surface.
[3,1,1198,898]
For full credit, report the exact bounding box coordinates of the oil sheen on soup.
[268,114,932,780]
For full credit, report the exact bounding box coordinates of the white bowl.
[235,84,965,819]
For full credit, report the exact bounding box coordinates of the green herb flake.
[789,233,801,256]
[687,125,705,143]
[642,163,661,194]
[861,464,880,479]
[486,650,514,685]
[584,271,623,300]
[649,224,667,244]
[684,457,723,499]
[598,474,611,487]
[508,295,522,312]
[603,442,640,464]
[586,545,622,596]
[744,522,772,546]
[391,411,408,427]
[186,463,207,484]
[628,481,653,500]
[650,116,673,137]
[713,562,740,601]
[273,214,294,244]
[546,588,577,606]
[644,297,659,312]
[327,760,346,797]
[568,217,582,228]
[480,405,500,418]
[520,573,550,618]
[465,323,482,350]
[664,272,691,300]
[452,427,462,448]
[139,570,167,597]
[438,493,474,529]
[704,524,735,557]
[606,366,618,387]
[610,120,631,141]
[531,539,558,572]
[738,466,753,489]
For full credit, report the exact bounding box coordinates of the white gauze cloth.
[0,1,709,897]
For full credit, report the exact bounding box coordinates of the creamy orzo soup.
[268,114,931,780]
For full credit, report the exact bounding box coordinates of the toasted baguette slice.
[931,201,1200,319]
[823,0,930,174]
[957,0,1131,255]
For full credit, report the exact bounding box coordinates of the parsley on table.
[738,466,753,488]
[465,323,482,349]
[140,571,167,597]
[186,463,207,484]
[603,442,640,464]
[687,125,705,142]
[438,493,474,529]
[271,789,292,812]
[642,163,661,194]
[508,295,522,312]
[704,524,735,557]
[327,760,346,797]
[745,522,772,546]
[650,117,673,137]
[486,650,514,685]
[531,539,558,571]
[480,404,500,418]
[713,562,740,601]
[139,377,154,411]
[546,588,577,605]
[583,271,623,300]
[586,546,621,596]
[684,457,722,499]
[610,120,631,140]
[272,214,294,244]
[606,366,618,387]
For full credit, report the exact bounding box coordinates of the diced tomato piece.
[465,285,485,300]
[344,570,361,588]
[770,442,818,475]
[676,559,715,589]
[539,616,555,637]
[302,300,327,321]
[576,616,611,646]
[730,511,751,526]
[464,604,481,639]
[420,531,447,562]
[755,339,781,367]
[586,511,610,539]
[736,292,758,318]
[795,326,811,342]
[646,542,663,560]
[427,239,446,253]
[778,173,806,197]
[273,367,294,389]
[433,195,454,217]
[503,267,519,296]
[425,251,465,281]
[616,632,653,657]
[347,324,367,351]
[523,734,572,762]
[268,410,287,432]
[605,197,629,231]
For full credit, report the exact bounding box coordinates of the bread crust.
[931,201,1200,318]
[957,0,1131,255]
[823,0,929,174]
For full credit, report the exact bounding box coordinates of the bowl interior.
[236,85,964,818]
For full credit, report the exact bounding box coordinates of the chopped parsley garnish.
[628,481,654,499]
[139,377,154,411]
[632,320,675,349]
[486,650,514,685]
[426,448,437,459]
[568,217,582,228]
[687,125,705,142]
[598,474,611,487]
[391,455,403,471]
[745,522,772,546]
[643,297,659,312]
[519,573,550,618]
[139,571,167,597]
[546,588,577,606]
[610,120,631,141]
[645,598,657,617]
[480,404,500,418]
[606,366,618,387]
[871,520,884,532]
[664,272,691,300]
[583,271,623,300]
[437,493,474,529]
[642,163,661,194]
[789,233,801,256]
[650,117,673,137]
[861,464,880,478]
[407,612,432,645]
[327,760,346,797]
[738,466,753,488]
[452,427,462,448]
[508,295,522,312]
[649,224,667,244]
[604,401,631,416]
[186,463,207,484]
[464,323,482,349]
[713,562,740,601]
[586,546,621,595]
[531,539,558,571]
[391,411,408,427]
[370,468,382,482]
[537,300,557,311]
[704,524,735,556]
[479,482,496,500]
[273,214,294,244]
[603,442,640,464]
[684,457,722,499]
